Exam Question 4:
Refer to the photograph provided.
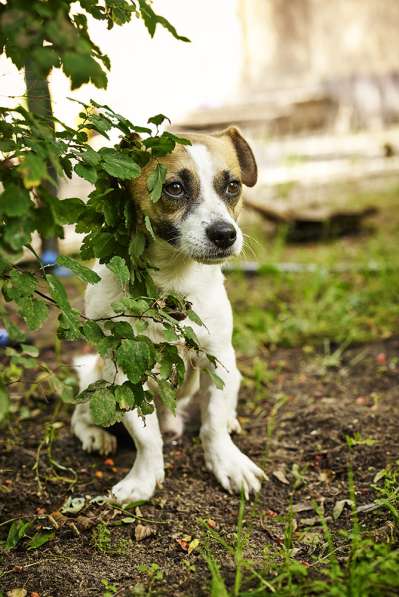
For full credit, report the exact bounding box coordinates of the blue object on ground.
[0,328,9,347]
[41,249,58,267]
[41,249,72,277]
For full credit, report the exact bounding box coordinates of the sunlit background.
[2,0,399,243]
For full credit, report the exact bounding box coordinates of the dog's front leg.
[111,406,164,504]
[199,347,265,498]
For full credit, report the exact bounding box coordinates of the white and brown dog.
[72,128,266,502]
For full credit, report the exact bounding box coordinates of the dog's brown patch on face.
[129,129,255,236]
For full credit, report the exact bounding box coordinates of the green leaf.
[21,344,39,357]
[129,231,146,260]
[111,297,148,315]
[92,231,119,260]
[28,531,55,550]
[90,388,117,427]
[46,274,81,338]
[32,47,60,74]
[163,327,179,343]
[106,256,130,286]
[157,379,176,414]
[0,184,32,216]
[148,113,171,127]
[0,383,9,422]
[75,380,110,403]
[138,0,190,42]
[187,309,204,327]
[19,297,49,330]
[116,338,156,384]
[182,326,200,348]
[104,320,135,339]
[5,519,32,551]
[75,162,98,184]
[50,197,85,225]
[5,270,37,299]
[57,256,101,284]
[114,382,144,410]
[79,146,101,167]
[205,368,225,390]
[3,218,34,251]
[46,274,70,312]
[100,148,141,179]
[144,215,156,239]
[158,344,185,386]
[18,153,47,188]
[82,320,104,342]
[62,52,107,90]
[147,163,167,203]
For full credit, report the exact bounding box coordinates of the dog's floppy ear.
[217,127,258,187]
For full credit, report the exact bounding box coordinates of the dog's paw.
[159,412,184,439]
[204,439,266,499]
[79,426,117,456]
[110,468,164,504]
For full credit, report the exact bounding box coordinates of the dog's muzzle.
[206,220,237,250]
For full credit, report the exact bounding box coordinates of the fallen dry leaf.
[292,503,314,514]
[176,538,189,552]
[333,499,353,520]
[207,518,217,528]
[135,524,154,542]
[60,496,85,515]
[95,470,104,479]
[7,589,27,597]
[273,469,290,485]
[104,458,114,467]
[48,511,69,528]
[188,538,200,555]
[75,515,96,531]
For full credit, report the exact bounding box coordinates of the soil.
[1,337,399,596]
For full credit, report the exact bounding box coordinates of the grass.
[206,186,399,595]
[201,462,399,596]
[1,183,398,596]
[229,185,399,354]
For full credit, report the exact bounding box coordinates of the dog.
[72,127,266,503]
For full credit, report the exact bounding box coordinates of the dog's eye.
[226,181,241,196]
[164,181,184,198]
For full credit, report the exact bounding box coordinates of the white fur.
[72,143,265,503]
[180,144,243,261]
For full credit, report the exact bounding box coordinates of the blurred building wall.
[240,0,399,91]
[238,0,399,128]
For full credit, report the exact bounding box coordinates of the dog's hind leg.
[71,354,117,456]
[111,403,164,503]
[157,366,201,438]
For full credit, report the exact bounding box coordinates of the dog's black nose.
[206,221,237,249]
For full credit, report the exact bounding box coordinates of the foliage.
[0,1,220,425]
[0,0,188,89]
[201,466,399,596]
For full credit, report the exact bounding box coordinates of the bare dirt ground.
[1,335,398,596]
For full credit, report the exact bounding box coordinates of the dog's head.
[130,127,257,264]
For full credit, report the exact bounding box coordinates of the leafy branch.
[0,1,223,427]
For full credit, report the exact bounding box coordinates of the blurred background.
[2,7,399,592]
[2,0,399,239]
[3,0,399,247]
